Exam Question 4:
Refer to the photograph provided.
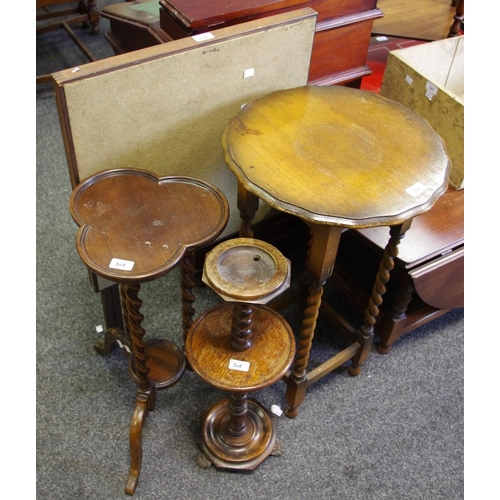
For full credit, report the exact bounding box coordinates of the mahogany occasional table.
[69,168,229,494]
[222,85,451,418]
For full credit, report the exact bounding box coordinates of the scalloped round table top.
[223,85,451,228]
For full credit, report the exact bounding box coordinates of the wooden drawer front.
[159,0,378,28]
[310,0,378,22]
[409,247,464,310]
[159,7,194,38]
[108,19,169,52]
[308,19,374,84]
[159,0,381,86]
[159,0,308,31]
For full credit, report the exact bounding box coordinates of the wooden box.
[381,36,464,189]
[159,0,383,86]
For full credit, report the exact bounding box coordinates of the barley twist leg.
[349,221,411,375]
[122,282,155,496]
[180,251,197,341]
[285,281,323,418]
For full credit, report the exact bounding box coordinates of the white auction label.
[192,32,215,42]
[405,182,426,197]
[109,258,135,271]
[425,80,438,95]
[229,359,250,372]
[425,80,438,101]
[243,68,255,78]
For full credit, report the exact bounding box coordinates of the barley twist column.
[349,221,412,375]
[180,250,197,340]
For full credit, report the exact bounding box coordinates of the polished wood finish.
[448,0,464,37]
[373,0,458,41]
[222,85,451,417]
[333,187,463,353]
[187,305,294,471]
[70,171,228,283]
[69,168,229,494]
[186,239,294,470]
[187,303,295,393]
[203,238,290,303]
[160,0,307,28]
[224,87,450,226]
[142,0,384,86]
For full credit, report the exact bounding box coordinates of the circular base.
[199,398,277,471]
[129,338,185,389]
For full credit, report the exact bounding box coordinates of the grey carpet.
[36,3,464,498]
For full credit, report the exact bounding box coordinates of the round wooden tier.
[186,303,295,392]
[186,302,295,470]
[202,237,291,303]
[129,339,185,389]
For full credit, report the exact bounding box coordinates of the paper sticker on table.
[425,80,438,101]
[271,404,283,416]
[243,68,255,78]
[405,182,426,197]
[229,359,250,372]
[405,74,413,85]
[192,32,215,42]
[109,258,135,271]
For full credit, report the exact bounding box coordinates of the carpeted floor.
[36,3,464,499]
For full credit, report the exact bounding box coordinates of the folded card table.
[222,85,451,418]
[69,168,229,494]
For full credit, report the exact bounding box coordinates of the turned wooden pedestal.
[185,238,295,470]
[69,168,229,494]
